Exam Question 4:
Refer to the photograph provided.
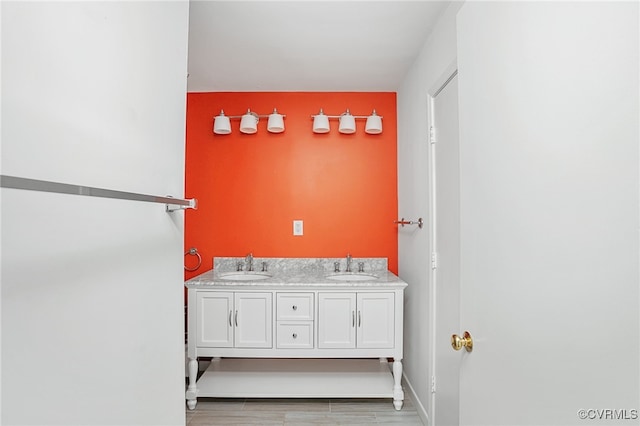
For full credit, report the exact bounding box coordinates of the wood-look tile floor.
[186,393,424,425]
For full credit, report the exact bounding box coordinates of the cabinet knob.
[292,333,298,339]
[292,305,297,311]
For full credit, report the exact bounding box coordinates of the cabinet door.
[196,292,233,348]
[318,292,356,348]
[234,292,272,348]
[357,293,395,348]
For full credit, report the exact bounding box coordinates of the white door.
[234,292,273,348]
[430,72,461,426]
[318,292,357,348]
[456,2,639,424]
[357,293,395,349]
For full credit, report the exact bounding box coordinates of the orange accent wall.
[184,92,398,280]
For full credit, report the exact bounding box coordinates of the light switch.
[293,220,303,236]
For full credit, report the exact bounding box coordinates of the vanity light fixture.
[312,109,330,134]
[212,108,286,135]
[364,110,383,134]
[339,110,356,134]
[239,110,259,134]
[266,109,285,133]
[213,110,232,135]
[311,109,383,134]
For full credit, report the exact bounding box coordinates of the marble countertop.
[185,257,408,289]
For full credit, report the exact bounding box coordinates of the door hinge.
[431,252,438,270]
[429,126,436,144]
[431,375,436,393]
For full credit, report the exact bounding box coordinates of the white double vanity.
[185,257,407,410]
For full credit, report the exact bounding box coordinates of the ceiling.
[187,1,451,92]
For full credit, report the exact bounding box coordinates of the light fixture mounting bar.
[224,113,286,119]
[310,114,383,119]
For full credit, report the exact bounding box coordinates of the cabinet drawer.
[277,322,314,348]
[276,293,314,320]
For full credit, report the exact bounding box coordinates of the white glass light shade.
[365,111,383,134]
[313,111,330,133]
[267,110,285,133]
[213,111,231,135]
[239,110,258,134]
[338,111,356,134]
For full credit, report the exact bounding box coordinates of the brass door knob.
[451,331,473,352]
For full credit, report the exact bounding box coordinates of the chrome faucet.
[246,253,254,272]
[345,253,353,273]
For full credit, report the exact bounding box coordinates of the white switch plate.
[293,220,303,236]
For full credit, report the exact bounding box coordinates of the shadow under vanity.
[185,256,408,410]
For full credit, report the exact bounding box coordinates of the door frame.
[427,61,458,425]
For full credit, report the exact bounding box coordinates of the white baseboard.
[402,372,430,426]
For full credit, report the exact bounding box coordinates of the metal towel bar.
[0,175,197,212]
[394,217,424,229]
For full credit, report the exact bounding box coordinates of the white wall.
[397,2,463,423]
[1,2,189,425]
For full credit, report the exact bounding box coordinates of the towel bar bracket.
[166,198,198,212]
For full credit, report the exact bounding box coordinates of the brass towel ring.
[184,247,202,272]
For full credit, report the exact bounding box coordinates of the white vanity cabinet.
[196,291,272,348]
[317,292,394,349]
[185,263,407,411]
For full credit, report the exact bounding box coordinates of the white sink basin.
[326,273,379,282]
[218,271,272,281]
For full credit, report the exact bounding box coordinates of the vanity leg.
[185,358,198,410]
[392,359,404,410]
